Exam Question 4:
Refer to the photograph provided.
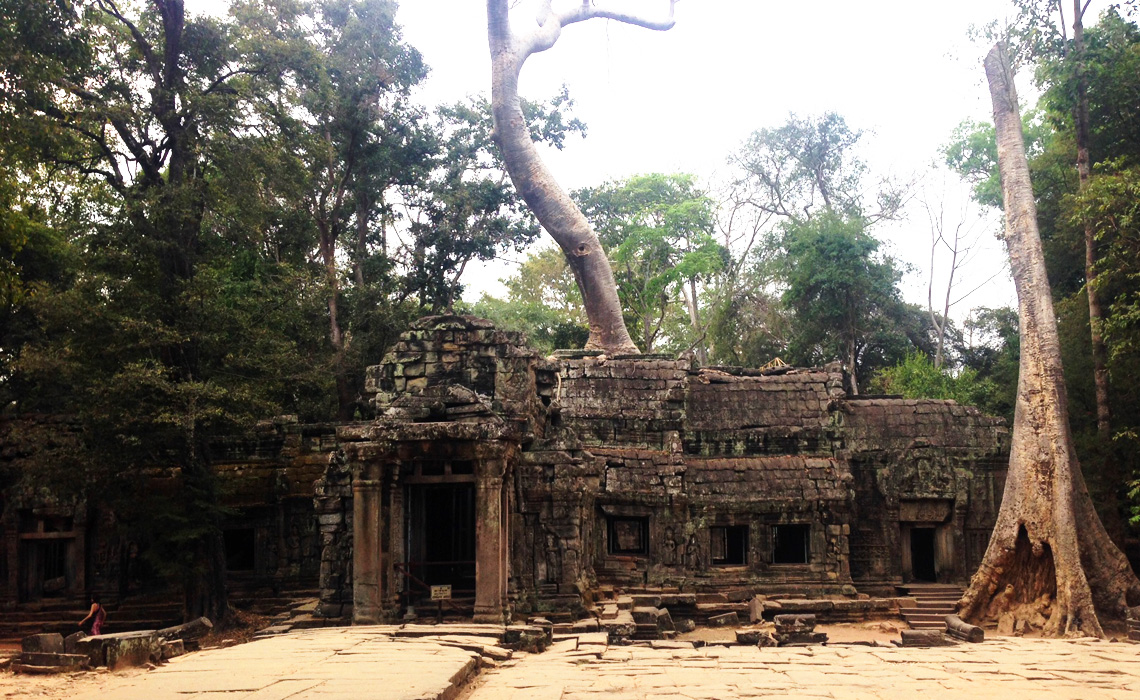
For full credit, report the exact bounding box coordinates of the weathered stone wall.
[838,399,1009,593]
[556,354,688,450]
[1,316,1013,621]
[210,421,339,586]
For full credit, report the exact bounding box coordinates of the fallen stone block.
[773,613,817,631]
[675,618,696,634]
[63,632,86,654]
[735,628,763,645]
[502,625,549,653]
[899,629,957,647]
[631,594,662,608]
[157,617,213,641]
[21,633,64,654]
[944,615,984,643]
[659,593,696,607]
[602,617,636,641]
[76,630,161,670]
[708,612,739,627]
[776,631,828,646]
[14,652,90,674]
[570,618,599,633]
[161,640,185,659]
[748,595,766,623]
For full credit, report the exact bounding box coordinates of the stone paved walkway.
[69,626,480,700]
[467,637,1140,700]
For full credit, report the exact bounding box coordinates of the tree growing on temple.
[957,43,1140,637]
[486,0,678,355]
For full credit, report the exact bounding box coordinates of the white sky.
[393,0,1036,322]
[194,0,1121,324]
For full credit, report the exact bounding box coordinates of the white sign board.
[430,585,452,601]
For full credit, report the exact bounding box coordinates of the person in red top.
[79,595,106,636]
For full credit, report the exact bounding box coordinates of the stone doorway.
[405,483,476,593]
[908,526,937,582]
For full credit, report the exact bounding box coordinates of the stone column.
[352,462,384,624]
[5,526,17,604]
[471,469,508,629]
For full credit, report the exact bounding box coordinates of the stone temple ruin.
[1,315,1010,630]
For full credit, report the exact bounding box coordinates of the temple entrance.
[405,483,476,593]
[909,527,937,582]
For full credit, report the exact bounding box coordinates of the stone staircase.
[897,584,963,630]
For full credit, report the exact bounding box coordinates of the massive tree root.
[958,44,1140,638]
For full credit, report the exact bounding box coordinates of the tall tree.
[958,44,1140,637]
[486,0,677,355]
[575,173,724,356]
[778,210,907,394]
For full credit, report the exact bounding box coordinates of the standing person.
[79,595,106,636]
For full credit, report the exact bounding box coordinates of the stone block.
[76,631,161,670]
[773,614,817,633]
[161,640,185,659]
[708,612,740,627]
[22,633,64,654]
[631,594,662,608]
[675,618,696,634]
[63,632,86,654]
[899,630,956,647]
[735,628,763,645]
[748,595,766,623]
[570,618,599,633]
[502,625,549,653]
[776,631,828,646]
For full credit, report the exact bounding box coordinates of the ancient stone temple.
[311,316,1010,624]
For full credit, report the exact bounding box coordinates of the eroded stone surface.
[468,636,1140,700]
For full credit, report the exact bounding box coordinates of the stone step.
[907,621,947,630]
[914,602,957,611]
[902,613,952,624]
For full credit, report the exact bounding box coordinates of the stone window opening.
[710,525,748,566]
[607,517,648,556]
[224,528,257,572]
[772,524,811,564]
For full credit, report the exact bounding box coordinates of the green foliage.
[777,210,911,390]
[870,351,995,407]
[575,173,725,353]
[468,246,588,355]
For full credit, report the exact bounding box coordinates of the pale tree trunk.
[681,277,708,365]
[487,0,676,354]
[958,44,1140,637]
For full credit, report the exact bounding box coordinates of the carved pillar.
[473,472,506,623]
[352,461,384,624]
[5,525,17,604]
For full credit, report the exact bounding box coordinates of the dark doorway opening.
[711,526,748,565]
[407,484,476,592]
[910,527,937,582]
[224,528,256,572]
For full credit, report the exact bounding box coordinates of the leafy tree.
[487,0,678,354]
[575,174,725,356]
[470,246,588,354]
[957,43,1140,639]
[777,210,906,394]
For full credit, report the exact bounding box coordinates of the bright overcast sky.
[195,0,1122,322]
[393,0,1032,320]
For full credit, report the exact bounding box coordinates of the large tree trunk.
[957,44,1140,637]
[487,0,675,355]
